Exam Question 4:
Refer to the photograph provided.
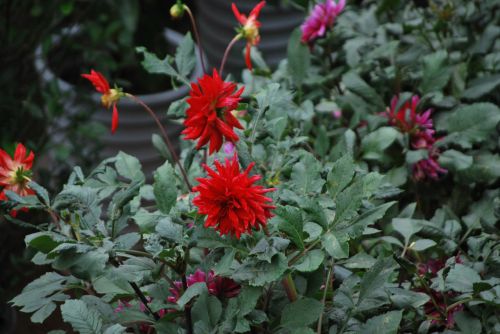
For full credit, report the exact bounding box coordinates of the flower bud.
[170,3,184,19]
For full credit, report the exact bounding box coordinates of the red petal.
[249,1,266,20]
[245,44,253,71]
[231,3,246,25]
[111,103,119,134]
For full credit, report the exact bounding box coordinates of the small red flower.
[232,1,266,70]
[182,69,244,154]
[193,154,275,238]
[168,269,240,303]
[81,70,123,134]
[0,143,35,217]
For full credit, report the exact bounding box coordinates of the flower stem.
[184,5,206,74]
[317,259,334,334]
[220,35,242,76]
[182,274,194,334]
[282,273,298,302]
[126,94,192,191]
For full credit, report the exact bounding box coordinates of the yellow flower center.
[101,89,122,109]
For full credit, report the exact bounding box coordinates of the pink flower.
[301,0,345,45]
[223,142,235,155]
[332,110,342,119]
[412,147,447,181]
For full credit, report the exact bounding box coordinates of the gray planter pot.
[196,0,303,76]
[35,27,202,178]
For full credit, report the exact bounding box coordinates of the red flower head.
[232,1,266,70]
[0,143,35,217]
[168,269,240,303]
[182,69,244,154]
[386,95,436,147]
[193,154,275,238]
[81,70,124,134]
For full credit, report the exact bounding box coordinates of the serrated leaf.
[358,310,402,334]
[327,155,355,199]
[322,233,349,259]
[115,152,145,183]
[275,206,304,250]
[156,217,183,243]
[358,257,395,304]
[176,282,208,308]
[342,72,385,110]
[175,32,195,78]
[445,264,481,292]
[419,51,450,94]
[61,299,103,334]
[281,298,323,329]
[288,28,310,87]
[153,161,177,214]
[293,249,325,272]
[361,127,400,161]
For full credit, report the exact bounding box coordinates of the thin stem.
[127,94,192,191]
[182,275,194,334]
[220,35,242,76]
[250,106,266,144]
[184,6,206,74]
[129,282,160,321]
[281,273,298,302]
[110,257,160,320]
[317,259,334,334]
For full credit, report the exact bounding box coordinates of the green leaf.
[361,127,400,161]
[175,32,195,78]
[327,155,355,199]
[136,46,187,85]
[419,50,450,94]
[322,233,349,259]
[192,292,222,328]
[103,324,127,334]
[338,202,395,239]
[115,152,145,183]
[333,180,363,226]
[275,205,304,250]
[388,288,429,308]
[358,257,395,304]
[303,222,323,242]
[155,217,183,243]
[280,298,324,329]
[392,218,422,245]
[176,282,208,308]
[153,161,177,214]
[25,232,66,253]
[438,150,473,172]
[287,28,310,87]
[440,103,500,149]
[291,152,325,194]
[411,239,436,251]
[342,72,385,110]
[454,312,482,334]
[293,249,325,272]
[29,181,50,205]
[445,264,481,292]
[462,74,500,99]
[358,310,402,334]
[232,254,287,286]
[61,299,103,334]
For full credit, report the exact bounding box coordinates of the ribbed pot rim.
[34,26,203,109]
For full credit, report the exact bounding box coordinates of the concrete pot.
[196,0,304,76]
[35,27,202,178]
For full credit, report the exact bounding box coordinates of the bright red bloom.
[81,70,123,134]
[232,1,266,70]
[0,143,35,217]
[168,269,240,304]
[193,154,275,238]
[182,69,244,154]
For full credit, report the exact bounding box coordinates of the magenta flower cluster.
[386,95,447,181]
[301,0,345,45]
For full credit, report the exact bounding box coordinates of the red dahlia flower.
[412,147,447,181]
[0,143,35,217]
[81,70,124,134]
[168,269,240,303]
[193,154,275,238]
[182,69,244,154]
[301,0,345,45]
[232,1,266,70]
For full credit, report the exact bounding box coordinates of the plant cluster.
[2,0,499,333]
